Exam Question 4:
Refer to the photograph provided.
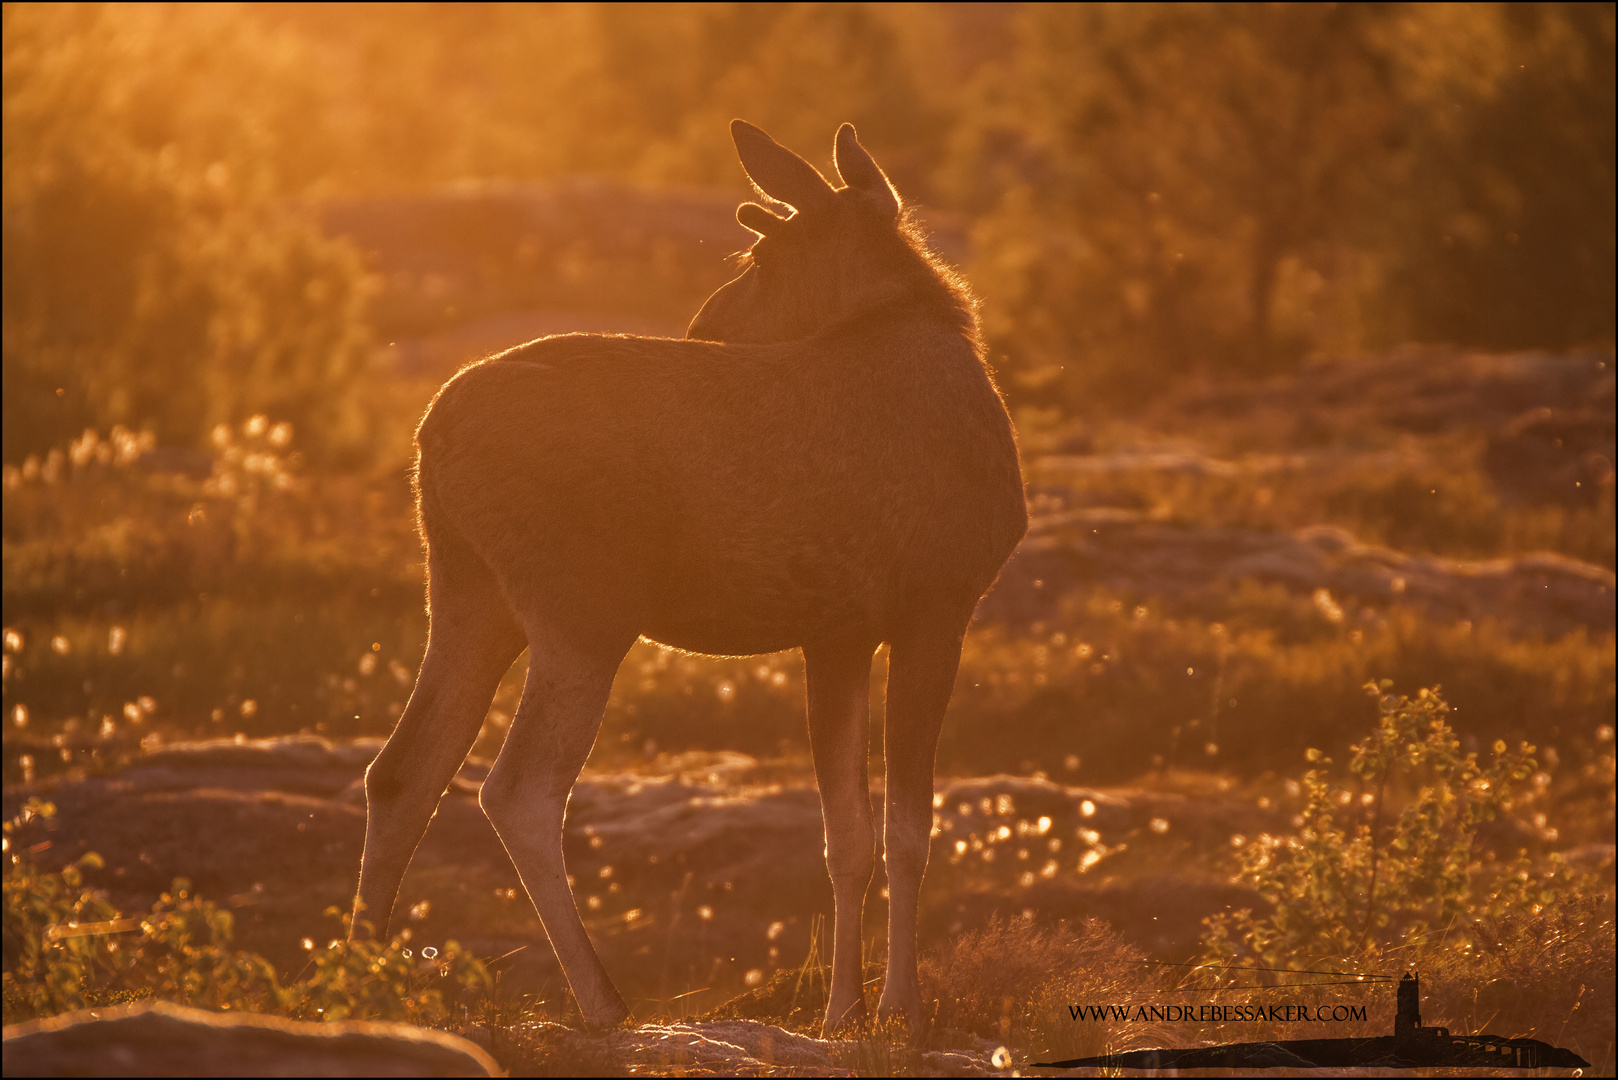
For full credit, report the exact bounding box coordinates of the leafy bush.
[1,799,283,1020]
[3,799,132,1017]
[2,5,374,464]
[1200,682,1598,968]
[288,907,493,1025]
[2,800,491,1025]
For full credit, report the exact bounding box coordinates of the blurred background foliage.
[3,1,1612,460]
[2,0,1613,786]
[953,3,1616,404]
[2,3,374,463]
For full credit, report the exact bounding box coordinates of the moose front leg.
[878,619,966,1037]
[804,637,878,1035]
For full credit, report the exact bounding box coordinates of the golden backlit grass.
[5,418,1612,793]
[2,378,1611,1078]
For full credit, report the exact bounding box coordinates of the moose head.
[688,120,970,346]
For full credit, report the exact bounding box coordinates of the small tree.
[1201,682,1583,969]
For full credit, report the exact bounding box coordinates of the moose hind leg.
[354,534,526,938]
[478,623,634,1029]
[804,637,878,1034]
[878,618,968,1036]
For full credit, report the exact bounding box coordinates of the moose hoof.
[822,996,870,1038]
[876,995,929,1044]
[578,994,633,1032]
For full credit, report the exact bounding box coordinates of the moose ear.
[833,123,899,221]
[731,120,835,214]
[736,202,786,237]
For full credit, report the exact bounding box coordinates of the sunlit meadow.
[4,3,1613,1075]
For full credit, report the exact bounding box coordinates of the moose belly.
[638,537,891,656]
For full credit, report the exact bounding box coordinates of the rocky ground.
[3,1000,1007,1077]
[989,512,1614,638]
[3,735,1281,1013]
[4,343,1611,1073]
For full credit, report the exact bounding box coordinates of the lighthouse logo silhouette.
[1035,971,1590,1071]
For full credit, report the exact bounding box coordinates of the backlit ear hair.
[731,119,836,214]
[833,123,900,221]
[737,202,787,238]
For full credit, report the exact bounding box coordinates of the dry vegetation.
[5,361,1611,1073]
[3,2,1614,1075]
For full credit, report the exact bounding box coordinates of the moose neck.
[801,225,981,356]
[805,288,979,359]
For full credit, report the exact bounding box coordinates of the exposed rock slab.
[495,1018,997,1077]
[3,739,1273,991]
[981,513,1614,636]
[1,1000,498,1077]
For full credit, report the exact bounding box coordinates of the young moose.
[353,121,1027,1034]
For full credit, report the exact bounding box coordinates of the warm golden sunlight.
[3,4,1612,1075]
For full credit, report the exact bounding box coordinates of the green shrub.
[2,800,491,1025]
[1200,682,1598,969]
[4,803,281,1021]
[3,799,128,1017]
[290,907,492,1025]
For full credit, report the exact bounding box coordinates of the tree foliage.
[2,3,1612,456]
[2,4,371,463]
[951,2,1614,409]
